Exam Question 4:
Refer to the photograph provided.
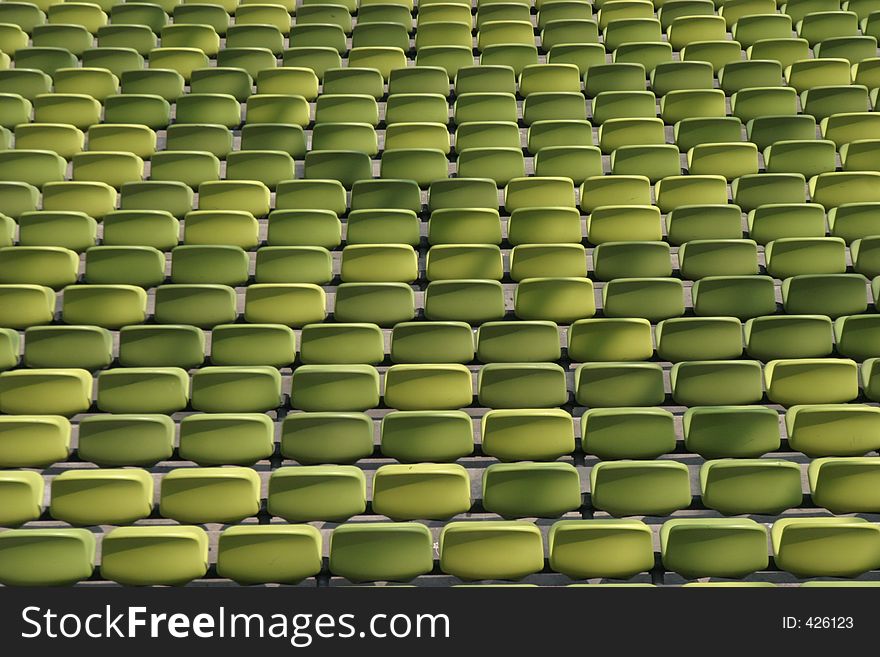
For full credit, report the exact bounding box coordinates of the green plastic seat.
[656,317,743,362]
[373,463,471,520]
[587,206,663,244]
[478,362,568,409]
[549,519,654,580]
[217,525,321,585]
[684,405,780,458]
[50,469,152,525]
[810,457,880,513]
[661,518,769,579]
[118,325,205,369]
[0,284,55,329]
[765,237,846,278]
[384,364,473,411]
[381,410,474,462]
[733,173,808,212]
[100,525,208,586]
[243,284,325,328]
[575,362,665,407]
[0,529,95,586]
[280,412,373,464]
[253,246,331,285]
[580,174,652,212]
[0,368,92,416]
[329,523,433,583]
[746,203,826,244]
[0,245,78,290]
[691,275,778,319]
[671,360,764,406]
[296,323,383,366]
[493,205,567,239]
[24,325,112,370]
[514,277,596,323]
[772,517,880,578]
[509,244,587,280]
[782,274,869,318]
[568,318,654,362]
[0,470,43,526]
[62,284,147,329]
[189,366,282,413]
[170,245,247,286]
[744,315,833,361]
[159,467,261,524]
[96,367,188,414]
[178,413,273,466]
[423,279,505,325]
[269,465,366,522]
[835,314,880,360]
[387,322,472,365]
[0,148,66,188]
[853,237,880,277]
[700,459,803,515]
[263,209,337,250]
[119,68,184,101]
[765,358,859,406]
[591,90,656,126]
[584,62,646,97]
[0,415,70,467]
[654,175,728,213]
[389,67,450,97]
[787,403,880,456]
[481,408,573,461]
[427,245,503,281]
[718,59,785,94]
[209,324,295,368]
[440,521,544,581]
[15,123,84,159]
[679,239,759,279]
[582,407,675,459]
[483,462,581,518]
[289,364,379,412]
[602,277,685,321]
[599,117,665,155]
[118,181,192,219]
[591,461,691,517]
[154,284,236,328]
[593,241,672,281]
[84,245,165,288]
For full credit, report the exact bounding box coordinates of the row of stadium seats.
[1,402,877,465]
[4,358,880,414]
[3,517,880,585]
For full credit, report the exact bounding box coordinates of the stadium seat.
[382,410,474,462]
[478,363,567,408]
[269,465,366,522]
[439,521,544,581]
[582,407,675,459]
[661,519,769,579]
[101,526,208,586]
[24,325,112,370]
[671,360,764,406]
[656,317,744,362]
[549,519,654,579]
[373,463,471,520]
[280,412,374,465]
[772,518,880,578]
[575,362,665,407]
[483,462,581,518]
[481,408,574,461]
[700,459,803,514]
[787,403,880,456]
[591,461,691,516]
[684,405,781,458]
[0,529,95,586]
[330,524,433,583]
[118,325,204,369]
[568,318,654,362]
